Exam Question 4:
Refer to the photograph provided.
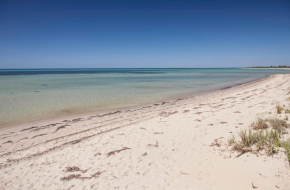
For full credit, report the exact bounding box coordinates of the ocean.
[0,68,289,127]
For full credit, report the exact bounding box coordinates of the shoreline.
[0,74,272,131]
[1,73,290,190]
[244,67,290,70]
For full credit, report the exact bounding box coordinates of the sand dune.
[1,74,290,190]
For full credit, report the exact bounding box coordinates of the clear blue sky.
[0,0,289,68]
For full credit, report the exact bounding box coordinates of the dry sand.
[1,74,290,190]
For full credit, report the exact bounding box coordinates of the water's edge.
[0,74,274,131]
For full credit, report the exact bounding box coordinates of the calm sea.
[0,68,289,127]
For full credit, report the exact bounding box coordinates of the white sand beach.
[1,74,290,190]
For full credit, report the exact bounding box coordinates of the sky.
[0,0,290,68]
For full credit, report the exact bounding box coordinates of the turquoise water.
[0,68,289,126]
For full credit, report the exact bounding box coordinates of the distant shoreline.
[246,66,290,70]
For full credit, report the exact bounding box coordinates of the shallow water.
[0,68,289,126]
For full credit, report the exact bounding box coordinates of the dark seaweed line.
[0,112,143,156]
[0,117,139,157]
[0,114,156,170]
[0,109,163,157]
[0,103,174,158]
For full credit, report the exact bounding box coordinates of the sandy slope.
[0,74,290,190]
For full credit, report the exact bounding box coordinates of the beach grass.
[229,115,290,162]
[251,118,268,130]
